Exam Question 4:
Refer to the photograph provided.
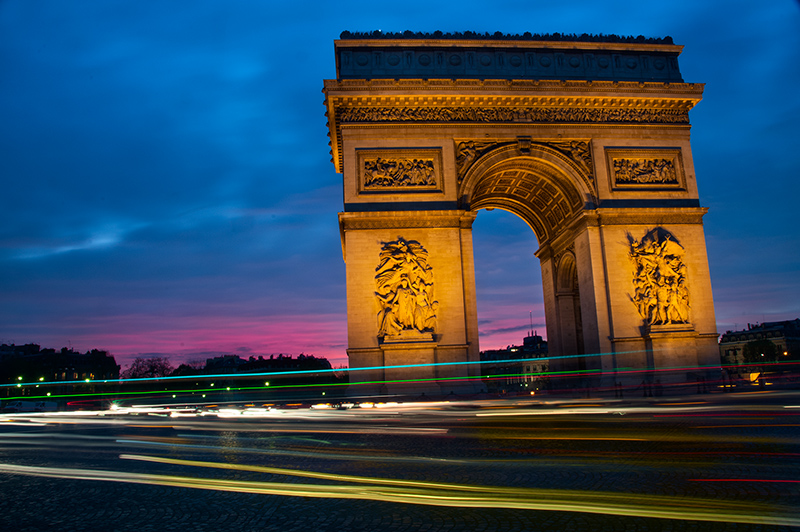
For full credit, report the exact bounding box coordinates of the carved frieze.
[338,106,689,125]
[375,237,438,339]
[364,157,436,188]
[629,228,690,326]
[455,139,594,188]
[606,148,685,189]
[357,149,442,194]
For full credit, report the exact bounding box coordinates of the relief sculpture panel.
[364,157,436,188]
[607,148,685,189]
[358,149,442,193]
[629,228,690,326]
[614,158,677,184]
[375,237,437,339]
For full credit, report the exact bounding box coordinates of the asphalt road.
[1,391,798,531]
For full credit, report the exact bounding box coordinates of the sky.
[1,1,799,370]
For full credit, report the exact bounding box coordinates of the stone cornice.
[324,78,703,96]
[323,83,703,173]
[338,30,676,43]
[339,210,476,231]
[584,207,709,226]
[536,207,709,260]
[335,38,682,54]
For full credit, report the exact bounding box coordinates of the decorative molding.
[338,31,676,46]
[357,149,443,194]
[324,78,704,95]
[323,87,703,173]
[375,237,438,339]
[606,148,685,189]
[338,106,689,125]
[339,211,476,231]
[586,208,708,226]
[629,228,690,326]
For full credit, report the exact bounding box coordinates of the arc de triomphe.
[323,33,719,395]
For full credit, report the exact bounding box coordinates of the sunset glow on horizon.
[1,2,798,372]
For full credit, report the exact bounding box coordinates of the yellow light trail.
[0,456,796,526]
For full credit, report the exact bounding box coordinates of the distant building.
[719,319,800,373]
[239,354,332,373]
[201,353,333,374]
[0,344,120,397]
[481,333,548,393]
[179,353,337,401]
[204,354,247,373]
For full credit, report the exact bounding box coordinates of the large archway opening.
[472,208,544,351]
[463,151,593,391]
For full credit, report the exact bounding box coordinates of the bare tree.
[121,357,174,379]
[332,364,349,383]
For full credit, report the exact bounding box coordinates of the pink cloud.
[14,313,348,370]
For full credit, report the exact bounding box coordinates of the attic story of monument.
[323,33,720,395]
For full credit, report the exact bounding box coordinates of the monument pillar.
[339,211,482,396]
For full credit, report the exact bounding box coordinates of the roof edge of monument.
[333,33,685,82]
[339,31,675,46]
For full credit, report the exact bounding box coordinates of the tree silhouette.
[121,357,173,379]
[743,340,779,365]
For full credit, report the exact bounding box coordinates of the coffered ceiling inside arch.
[469,167,583,244]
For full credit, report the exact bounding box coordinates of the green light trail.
[4,359,798,404]
[0,348,657,388]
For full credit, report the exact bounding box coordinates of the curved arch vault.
[325,35,720,395]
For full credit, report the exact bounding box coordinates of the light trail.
[114,438,475,464]
[0,458,796,526]
[8,350,796,389]
[1,348,653,388]
[4,360,799,405]
[689,479,800,483]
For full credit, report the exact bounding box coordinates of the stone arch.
[459,143,594,245]
[554,250,585,368]
[556,250,578,293]
[462,145,594,381]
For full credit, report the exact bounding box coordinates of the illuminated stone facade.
[324,34,720,394]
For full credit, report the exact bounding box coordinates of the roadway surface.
[1,391,798,531]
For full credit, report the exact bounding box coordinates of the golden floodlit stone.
[324,34,720,395]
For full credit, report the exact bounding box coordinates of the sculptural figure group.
[630,228,690,326]
[375,237,438,338]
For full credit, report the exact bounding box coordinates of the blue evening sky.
[1,0,798,368]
